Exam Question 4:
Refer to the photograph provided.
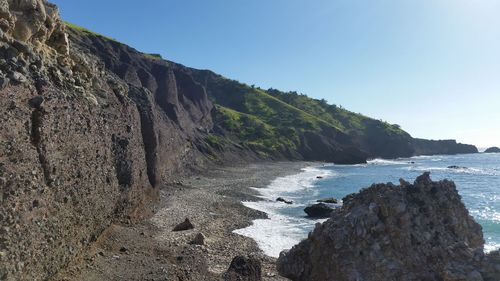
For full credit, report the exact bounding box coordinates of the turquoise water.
[235,153,500,257]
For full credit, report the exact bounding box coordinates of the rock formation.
[277,173,499,281]
[485,147,500,153]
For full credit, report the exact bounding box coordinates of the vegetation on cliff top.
[64,21,118,42]
[203,71,408,156]
[66,24,419,159]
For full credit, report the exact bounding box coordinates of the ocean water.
[234,153,500,258]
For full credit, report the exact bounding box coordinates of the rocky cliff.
[277,173,499,281]
[0,1,216,280]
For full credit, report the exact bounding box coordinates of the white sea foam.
[367,158,406,165]
[485,242,500,253]
[403,166,499,176]
[233,165,332,257]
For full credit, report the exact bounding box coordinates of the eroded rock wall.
[0,1,214,280]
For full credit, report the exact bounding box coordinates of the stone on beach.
[172,218,194,232]
[224,255,262,281]
[190,233,206,245]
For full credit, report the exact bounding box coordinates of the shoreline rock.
[278,173,498,281]
[303,203,334,218]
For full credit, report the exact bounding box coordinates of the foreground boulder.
[224,255,262,281]
[304,203,334,218]
[278,173,496,281]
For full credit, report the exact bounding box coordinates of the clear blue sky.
[52,0,500,148]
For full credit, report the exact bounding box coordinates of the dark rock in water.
[173,218,194,232]
[316,176,323,179]
[447,165,467,169]
[316,197,338,204]
[224,255,262,281]
[276,197,293,204]
[485,147,500,153]
[278,173,493,281]
[304,203,334,218]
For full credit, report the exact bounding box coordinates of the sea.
[234,153,500,258]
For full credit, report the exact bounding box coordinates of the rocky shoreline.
[51,162,311,281]
[277,172,500,281]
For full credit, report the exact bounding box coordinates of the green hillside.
[199,72,413,159]
[203,74,350,157]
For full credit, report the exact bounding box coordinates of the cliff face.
[0,1,215,280]
[277,173,498,281]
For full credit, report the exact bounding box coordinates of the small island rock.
[485,147,500,153]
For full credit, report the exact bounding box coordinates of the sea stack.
[277,173,499,281]
[485,147,500,153]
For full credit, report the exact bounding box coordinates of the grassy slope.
[205,74,350,156]
[204,72,411,157]
[65,21,413,158]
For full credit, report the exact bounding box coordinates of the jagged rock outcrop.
[484,147,500,153]
[277,173,498,281]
